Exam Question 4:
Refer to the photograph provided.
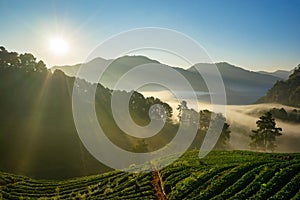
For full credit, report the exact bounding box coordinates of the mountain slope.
[257,69,293,80]
[0,67,179,179]
[52,57,282,104]
[51,56,159,89]
[1,150,300,199]
[257,66,300,107]
[188,62,282,104]
[0,68,112,179]
[0,49,176,179]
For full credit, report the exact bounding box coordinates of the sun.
[49,37,69,55]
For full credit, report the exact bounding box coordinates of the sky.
[0,0,299,71]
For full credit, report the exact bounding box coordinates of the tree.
[209,113,231,149]
[199,110,211,130]
[176,100,188,121]
[250,112,282,152]
[0,46,19,68]
[194,110,231,150]
[214,122,231,149]
[0,46,47,72]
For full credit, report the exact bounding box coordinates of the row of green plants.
[0,171,156,199]
[158,151,300,200]
[249,162,300,200]
[1,150,300,199]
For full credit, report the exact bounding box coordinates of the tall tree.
[209,113,231,149]
[176,100,188,121]
[192,110,231,150]
[215,122,231,149]
[250,112,282,152]
[199,110,212,130]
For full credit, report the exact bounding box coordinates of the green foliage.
[198,110,231,150]
[258,66,300,107]
[130,93,173,124]
[250,112,282,152]
[1,150,300,199]
[0,46,47,73]
[160,150,300,200]
[268,107,300,123]
[177,101,232,150]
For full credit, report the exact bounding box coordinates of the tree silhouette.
[176,100,188,121]
[0,46,47,72]
[199,110,211,130]
[250,112,282,152]
[214,122,231,149]
[176,102,231,149]
[208,113,231,149]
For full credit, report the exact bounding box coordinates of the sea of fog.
[140,90,300,153]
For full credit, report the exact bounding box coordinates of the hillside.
[1,150,300,199]
[52,57,282,104]
[257,66,300,107]
[0,48,177,179]
[257,69,293,80]
[188,62,281,104]
[51,56,160,89]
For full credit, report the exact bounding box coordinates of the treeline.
[269,108,300,123]
[176,101,231,150]
[0,46,47,73]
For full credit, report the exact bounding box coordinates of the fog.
[226,104,300,153]
[141,90,300,153]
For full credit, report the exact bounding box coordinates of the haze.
[141,90,300,153]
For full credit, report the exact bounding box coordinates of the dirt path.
[151,162,168,200]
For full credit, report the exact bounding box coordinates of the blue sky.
[0,0,299,71]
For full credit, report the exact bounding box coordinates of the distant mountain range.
[257,66,300,107]
[257,69,294,80]
[52,56,288,104]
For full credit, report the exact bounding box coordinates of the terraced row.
[0,171,156,199]
[1,150,300,199]
[160,150,300,200]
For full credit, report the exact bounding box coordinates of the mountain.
[52,58,282,104]
[51,57,110,77]
[1,150,300,199]
[187,62,282,104]
[257,66,300,107]
[257,69,294,80]
[51,56,159,88]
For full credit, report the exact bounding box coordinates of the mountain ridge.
[257,69,294,80]
[51,56,283,104]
